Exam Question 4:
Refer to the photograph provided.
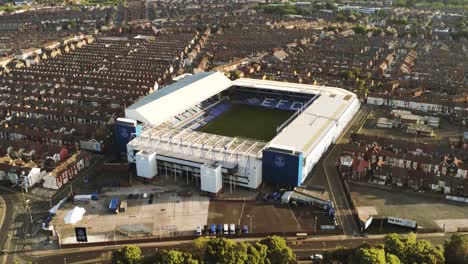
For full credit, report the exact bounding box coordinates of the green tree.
[114,245,142,264]
[229,70,241,80]
[191,236,209,260]
[205,238,248,264]
[260,236,296,264]
[353,25,367,35]
[386,253,401,264]
[384,233,444,264]
[352,248,386,264]
[406,240,444,264]
[444,234,468,264]
[384,233,407,260]
[240,242,268,264]
[154,250,198,264]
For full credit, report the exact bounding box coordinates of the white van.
[229,224,235,234]
[223,224,229,234]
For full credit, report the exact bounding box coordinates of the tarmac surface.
[350,181,468,231]
[27,232,459,263]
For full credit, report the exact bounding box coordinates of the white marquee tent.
[64,206,86,224]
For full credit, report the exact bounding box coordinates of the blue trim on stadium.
[262,148,302,187]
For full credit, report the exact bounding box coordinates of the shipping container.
[388,217,417,228]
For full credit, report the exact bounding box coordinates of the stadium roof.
[126,72,359,158]
[269,92,358,156]
[125,72,232,125]
[233,78,355,96]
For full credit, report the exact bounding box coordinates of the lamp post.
[314,216,317,233]
[247,214,253,233]
[25,199,33,223]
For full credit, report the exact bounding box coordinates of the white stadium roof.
[233,78,355,97]
[269,93,357,156]
[125,72,232,125]
[126,72,359,158]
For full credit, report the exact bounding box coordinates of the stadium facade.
[118,72,360,194]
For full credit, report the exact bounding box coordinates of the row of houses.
[339,134,468,197]
[0,150,91,191]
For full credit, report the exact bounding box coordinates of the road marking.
[239,199,246,225]
[288,205,302,230]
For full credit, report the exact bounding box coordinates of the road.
[321,106,371,237]
[27,232,456,263]
[0,187,29,264]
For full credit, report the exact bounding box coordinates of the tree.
[444,234,468,264]
[113,245,142,264]
[386,253,401,264]
[229,70,241,80]
[205,238,248,264]
[384,233,407,260]
[239,242,268,264]
[260,236,296,264]
[154,250,198,264]
[352,248,386,264]
[192,236,209,259]
[406,240,444,264]
[353,25,367,35]
[384,233,444,264]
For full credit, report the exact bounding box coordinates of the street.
[27,232,456,263]
[320,106,371,237]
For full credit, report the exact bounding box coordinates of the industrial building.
[120,72,360,195]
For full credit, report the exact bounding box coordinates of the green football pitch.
[199,104,294,141]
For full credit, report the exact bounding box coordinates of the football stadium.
[117,72,360,195]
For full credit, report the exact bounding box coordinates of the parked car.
[127,194,133,199]
[203,225,208,235]
[119,200,127,212]
[217,224,223,234]
[229,224,235,234]
[242,225,249,234]
[210,224,216,235]
[223,224,229,234]
[262,194,271,201]
[196,226,202,236]
[310,254,323,260]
